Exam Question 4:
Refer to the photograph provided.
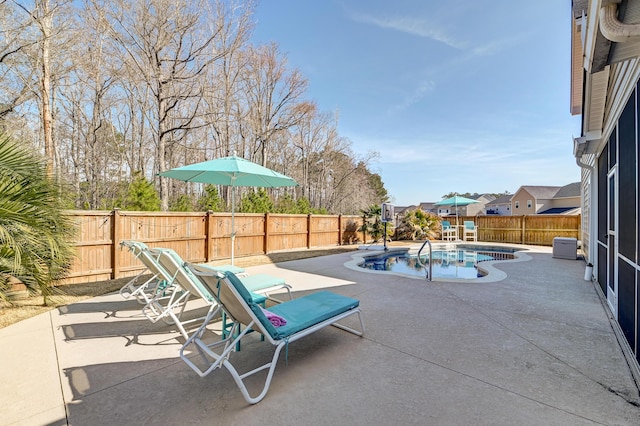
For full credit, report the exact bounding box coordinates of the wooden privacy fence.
[62,210,365,285]
[61,211,580,285]
[453,215,581,245]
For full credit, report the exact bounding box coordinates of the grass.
[0,246,361,329]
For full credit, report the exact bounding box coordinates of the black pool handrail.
[416,240,433,281]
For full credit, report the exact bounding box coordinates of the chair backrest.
[120,240,149,256]
[122,240,173,281]
[442,220,451,229]
[186,263,222,296]
[464,221,475,230]
[217,272,279,340]
[187,265,279,340]
[155,249,214,303]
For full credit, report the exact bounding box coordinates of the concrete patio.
[2,244,640,425]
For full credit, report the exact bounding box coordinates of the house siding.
[548,197,579,209]
[574,1,640,372]
[580,160,594,260]
[486,204,511,216]
[589,64,640,365]
[512,189,537,215]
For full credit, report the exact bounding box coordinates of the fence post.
[307,214,312,249]
[111,208,121,279]
[264,212,270,254]
[205,210,212,262]
[522,215,526,244]
[338,214,343,245]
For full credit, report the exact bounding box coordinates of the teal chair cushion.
[267,292,359,339]
[224,272,359,340]
[239,274,286,291]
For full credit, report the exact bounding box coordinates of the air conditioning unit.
[553,237,577,260]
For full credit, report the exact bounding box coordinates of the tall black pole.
[384,222,388,251]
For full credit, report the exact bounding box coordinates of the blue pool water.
[359,247,517,280]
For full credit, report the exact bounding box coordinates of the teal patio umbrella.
[434,196,479,224]
[159,155,298,264]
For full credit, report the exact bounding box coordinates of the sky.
[250,0,582,206]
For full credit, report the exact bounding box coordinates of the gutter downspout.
[599,1,640,43]
[575,155,592,170]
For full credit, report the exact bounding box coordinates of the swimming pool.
[357,245,518,280]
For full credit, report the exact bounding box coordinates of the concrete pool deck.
[2,244,640,425]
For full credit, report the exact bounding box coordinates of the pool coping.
[344,241,533,283]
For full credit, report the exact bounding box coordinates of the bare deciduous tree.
[0,1,36,121]
[0,0,387,215]
[239,42,311,166]
[5,0,75,175]
[202,0,254,160]
[102,0,229,210]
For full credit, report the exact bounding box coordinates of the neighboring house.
[485,194,513,215]
[436,205,451,216]
[395,203,436,216]
[436,194,495,217]
[394,203,436,217]
[540,182,582,214]
[393,203,437,228]
[391,205,413,229]
[418,202,437,214]
[511,184,581,215]
[466,194,495,216]
[393,205,414,217]
[571,0,640,373]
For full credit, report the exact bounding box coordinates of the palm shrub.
[396,208,440,240]
[358,204,393,242]
[0,135,76,305]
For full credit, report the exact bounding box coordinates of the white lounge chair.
[119,240,172,305]
[120,240,247,297]
[120,243,237,340]
[152,249,293,340]
[180,266,365,404]
[119,240,246,306]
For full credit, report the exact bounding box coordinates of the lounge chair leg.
[119,272,159,304]
[222,341,286,405]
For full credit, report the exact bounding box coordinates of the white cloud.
[389,80,436,113]
[349,8,532,60]
[350,13,467,50]
[471,31,533,57]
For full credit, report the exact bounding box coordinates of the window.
[515,201,519,209]
[527,200,532,208]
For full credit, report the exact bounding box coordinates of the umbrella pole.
[455,201,458,227]
[231,186,235,266]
